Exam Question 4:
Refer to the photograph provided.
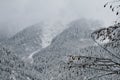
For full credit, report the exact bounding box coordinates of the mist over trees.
[1,0,120,80]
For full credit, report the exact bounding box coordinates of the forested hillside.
[0,46,42,80]
[2,23,42,57]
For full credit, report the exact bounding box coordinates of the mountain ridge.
[2,23,43,57]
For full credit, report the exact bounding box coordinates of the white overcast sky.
[0,0,116,37]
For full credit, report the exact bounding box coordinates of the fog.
[0,0,116,40]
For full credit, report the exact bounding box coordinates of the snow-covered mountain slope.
[1,20,120,80]
[3,23,42,57]
[32,20,114,80]
[42,21,67,48]
[0,46,41,80]
[51,19,101,49]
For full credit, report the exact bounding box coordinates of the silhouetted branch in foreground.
[65,26,120,79]
[88,72,115,80]
[66,55,120,80]
[104,0,120,23]
[91,31,120,61]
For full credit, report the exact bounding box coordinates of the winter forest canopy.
[1,0,120,80]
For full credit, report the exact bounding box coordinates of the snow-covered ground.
[21,49,41,63]
[96,36,110,44]
[26,49,42,63]
[42,21,69,48]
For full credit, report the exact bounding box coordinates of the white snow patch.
[24,49,41,63]
[42,21,68,48]
[27,77,31,80]
[96,37,110,44]
[10,71,16,80]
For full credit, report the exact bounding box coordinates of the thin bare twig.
[87,72,115,80]
[91,32,120,61]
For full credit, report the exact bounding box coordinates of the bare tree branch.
[87,72,115,80]
[91,31,120,61]
[104,0,120,23]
